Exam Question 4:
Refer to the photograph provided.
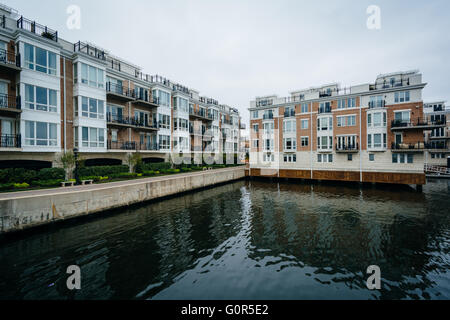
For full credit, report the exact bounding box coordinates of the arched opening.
[83,158,123,167]
[0,160,52,170]
[142,157,165,164]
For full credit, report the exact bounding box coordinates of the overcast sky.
[4,0,450,132]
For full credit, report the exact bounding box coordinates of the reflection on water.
[0,179,449,300]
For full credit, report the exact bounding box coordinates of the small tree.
[56,151,76,180]
[126,152,142,173]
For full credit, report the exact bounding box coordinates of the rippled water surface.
[1,179,449,300]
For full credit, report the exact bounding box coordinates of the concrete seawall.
[0,167,245,234]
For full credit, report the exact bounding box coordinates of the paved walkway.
[0,167,244,200]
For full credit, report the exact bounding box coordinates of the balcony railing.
[391,118,446,129]
[0,134,21,148]
[391,141,446,151]
[319,91,332,98]
[284,110,295,117]
[74,41,106,61]
[106,82,136,99]
[107,114,158,130]
[336,143,359,152]
[318,106,332,114]
[0,94,21,110]
[0,48,21,68]
[368,100,386,109]
[263,114,273,120]
[108,141,161,151]
[17,16,58,42]
[371,79,410,91]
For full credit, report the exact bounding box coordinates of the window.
[348,154,353,161]
[252,111,259,119]
[264,139,274,151]
[81,127,105,148]
[263,153,274,162]
[159,135,171,149]
[252,124,259,133]
[392,154,398,163]
[318,117,332,131]
[317,154,333,163]
[283,138,296,151]
[347,98,356,108]
[301,103,308,113]
[158,114,171,129]
[24,84,57,112]
[78,63,104,88]
[301,119,309,130]
[369,154,375,162]
[407,154,414,164]
[317,135,333,150]
[24,43,57,75]
[175,97,189,113]
[264,122,274,134]
[395,91,410,103]
[107,104,123,121]
[337,115,356,127]
[80,97,104,119]
[394,111,410,123]
[284,154,296,163]
[24,121,57,146]
[252,140,259,148]
[111,130,118,143]
[301,137,309,147]
[283,120,296,133]
[338,99,346,109]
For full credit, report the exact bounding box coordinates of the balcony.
[107,114,158,131]
[284,110,295,118]
[108,140,137,151]
[106,82,136,102]
[370,79,410,91]
[336,143,359,153]
[132,93,159,108]
[0,48,21,71]
[0,94,21,116]
[74,41,106,61]
[222,119,233,125]
[262,114,274,120]
[368,100,386,109]
[391,141,435,153]
[430,133,450,140]
[0,134,21,149]
[17,16,58,42]
[391,118,446,131]
[189,109,213,121]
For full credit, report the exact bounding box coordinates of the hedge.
[138,162,171,173]
[0,168,65,184]
[77,165,129,177]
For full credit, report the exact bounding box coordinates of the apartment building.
[0,5,242,169]
[248,70,444,185]
[423,101,450,166]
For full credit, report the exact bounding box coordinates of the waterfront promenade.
[0,167,245,234]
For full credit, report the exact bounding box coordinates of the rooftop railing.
[74,41,106,61]
[371,78,411,91]
[17,16,58,42]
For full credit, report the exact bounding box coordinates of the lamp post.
[73,148,79,185]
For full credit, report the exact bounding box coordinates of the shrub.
[141,162,171,172]
[32,179,64,188]
[77,165,129,178]
[143,170,155,177]
[0,183,14,191]
[109,172,137,179]
[181,167,192,172]
[14,183,30,189]
[37,168,65,181]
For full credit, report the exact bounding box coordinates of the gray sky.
[4,0,450,132]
